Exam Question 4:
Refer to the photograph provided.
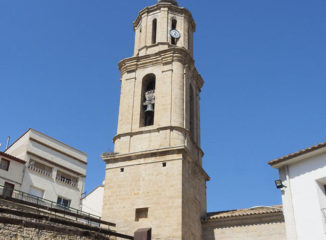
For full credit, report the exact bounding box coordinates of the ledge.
[202,212,284,228]
[113,125,204,157]
[133,3,196,31]
[119,47,203,89]
[102,146,210,181]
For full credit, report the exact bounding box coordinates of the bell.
[145,104,154,112]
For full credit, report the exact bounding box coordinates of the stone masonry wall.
[202,220,286,240]
[0,198,114,240]
[0,223,96,240]
[102,153,183,240]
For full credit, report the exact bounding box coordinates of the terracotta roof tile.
[204,206,282,221]
[268,141,326,167]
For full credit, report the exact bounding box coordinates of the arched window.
[152,19,157,44]
[189,85,195,138]
[171,19,177,45]
[141,74,156,127]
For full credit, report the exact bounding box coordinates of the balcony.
[28,164,52,177]
[56,171,78,188]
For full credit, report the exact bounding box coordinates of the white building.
[4,128,87,209]
[269,141,326,240]
[81,184,104,217]
[0,151,25,196]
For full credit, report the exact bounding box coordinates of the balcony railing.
[0,185,134,239]
[0,184,101,226]
[28,164,52,177]
[56,176,77,188]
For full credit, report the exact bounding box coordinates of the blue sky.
[1,0,325,212]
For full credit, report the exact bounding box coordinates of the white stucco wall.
[81,185,104,217]
[280,152,326,240]
[20,162,85,209]
[0,157,24,190]
[5,129,87,210]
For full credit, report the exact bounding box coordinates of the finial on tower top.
[157,0,178,6]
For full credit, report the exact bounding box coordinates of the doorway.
[3,182,15,198]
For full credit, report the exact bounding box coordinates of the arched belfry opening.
[152,19,157,44]
[141,74,156,127]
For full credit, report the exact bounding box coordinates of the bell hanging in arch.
[145,104,154,113]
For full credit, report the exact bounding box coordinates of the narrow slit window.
[152,19,157,44]
[189,85,195,138]
[171,19,177,45]
[324,185,326,195]
[188,27,192,51]
[172,19,177,30]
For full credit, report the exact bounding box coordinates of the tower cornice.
[102,146,210,181]
[133,3,196,32]
[118,47,204,89]
[112,125,204,157]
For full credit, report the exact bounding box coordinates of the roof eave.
[269,145,326,169]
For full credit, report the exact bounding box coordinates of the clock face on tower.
[170,29,181,39]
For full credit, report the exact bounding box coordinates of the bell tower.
[102,1,209,239]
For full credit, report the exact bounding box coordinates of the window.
[162,162,167,167]
[56,171,78,187]
[141,74,156,127]
[135,208,148,221]
[188,26,193,51]
[189,85,195,138]
[57,196,71,208]
[29,186,44,199]
[120,168,124,172]
[0,159,10,171]
[324,185,326,195]
[152,19,157,44]
[171,19,177,45]
[28,160,52,177]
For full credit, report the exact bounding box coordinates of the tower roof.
[157,0,178,6]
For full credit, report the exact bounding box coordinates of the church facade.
[101,1,286,239]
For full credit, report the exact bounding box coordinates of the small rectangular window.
[324,185,326,195]
[57,196,71,208]
[162,162,167,167]
[0,159,10,171]
[120,168,124,172]
[135,208,148,221]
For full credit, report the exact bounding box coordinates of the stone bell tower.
[102,0,209,239]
